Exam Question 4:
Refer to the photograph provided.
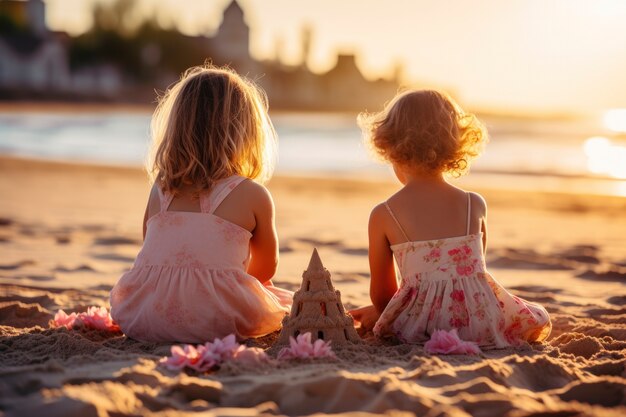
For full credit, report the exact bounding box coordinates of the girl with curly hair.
[350,90,551,348]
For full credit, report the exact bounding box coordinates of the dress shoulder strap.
[384,201,411,242]
[466,192,471,235]
[158,186,174,213]
[200,175,246,214]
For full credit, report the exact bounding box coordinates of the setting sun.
[584,136,626,179]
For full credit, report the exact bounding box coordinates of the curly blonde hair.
[358,89,487,177]
[148,64,277,194]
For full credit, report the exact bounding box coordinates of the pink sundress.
[373,193,551,348]
[110,175,292,343]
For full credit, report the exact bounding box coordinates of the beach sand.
[1,155,625,416]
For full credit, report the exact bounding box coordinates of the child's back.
[355,90,551,348]
[110,66,291,343]
[111,176,291,343]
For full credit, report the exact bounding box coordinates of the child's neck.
[397,166,446,186]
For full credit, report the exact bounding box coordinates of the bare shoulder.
[468,191,487,216]
[236,179,274,210]
[369,202,389,225]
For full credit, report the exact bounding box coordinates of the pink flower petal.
[54,306,120,332]
[159,345,190,370]
[233,346,269,365]
[53,310,78,329]
[424,329,481,355]
[278,332,336,360]
[159,334,272,372]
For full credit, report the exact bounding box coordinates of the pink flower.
[159,334,270,373]
[277,332,336,360]
[53,306,120,332]
[159,345,202,371]
[54,310,78,329]
[195,334,240,369]
[424,248,441,262]
[232,346,269,365]
[424,329,481,355]
[456,264,475,276]
[78,306,121,332]
[450,290,465,302]
[207,334,239,359]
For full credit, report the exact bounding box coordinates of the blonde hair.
[148,64,277,193]
[358,89,487,177]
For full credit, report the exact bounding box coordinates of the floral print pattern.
[374,234,552,348]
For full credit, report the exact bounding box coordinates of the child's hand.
[348,305,380,331]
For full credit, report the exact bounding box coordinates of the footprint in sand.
[607,295,626,306]
[55,235,71,245]
[24,274,55,282]
[294,237,343,248]
[53,264,98,273]
[339,247,368,256]
[488,248,574,271]
[577,267,626,282]
[557,379,626,407]
[556,244,601,265]
[0,217,13,227]
[91,253,136,263]
[0,260,36,270]
[93,236,140,246]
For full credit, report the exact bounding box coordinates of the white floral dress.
[373,194,551,348]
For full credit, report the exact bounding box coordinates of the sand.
[0,155,625,417]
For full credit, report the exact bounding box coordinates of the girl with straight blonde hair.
[110,65,292,343]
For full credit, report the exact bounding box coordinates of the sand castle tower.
[276,249,361,346]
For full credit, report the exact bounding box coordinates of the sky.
[45,0,626,114]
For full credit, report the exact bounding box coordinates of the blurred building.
[207,0,257,75]
[206,1,401,111]
[0,0,399,109]
[0,0,121,98]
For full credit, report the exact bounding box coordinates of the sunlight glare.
[604,109,626,133]
[584,136,626,179]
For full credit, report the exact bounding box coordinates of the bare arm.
[247,185,279,283]
[143,184,160,241]
[470,192,488,255]
[142,203,149,241]
[368,204,398,313]
[481,218,488,255]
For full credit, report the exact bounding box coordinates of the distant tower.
[300,25,312,69]
[27,0,46,36]
[211,0,251,70]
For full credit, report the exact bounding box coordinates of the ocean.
[1,109,625,197]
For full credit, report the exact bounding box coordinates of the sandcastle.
[275,248,361,346]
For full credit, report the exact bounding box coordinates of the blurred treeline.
[68,0,209,83]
